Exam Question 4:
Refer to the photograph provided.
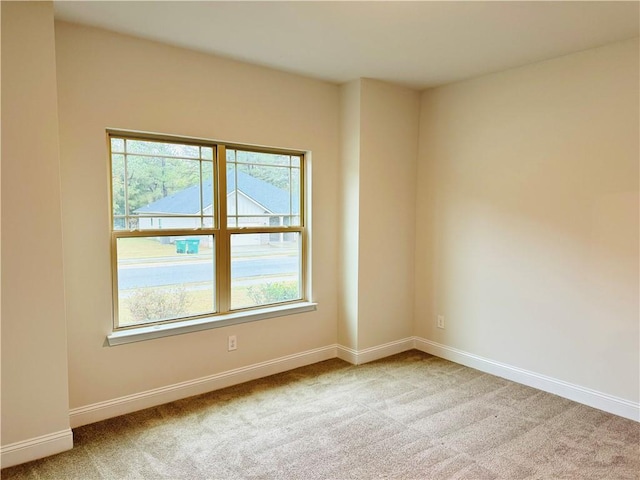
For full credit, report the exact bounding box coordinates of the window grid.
[225,149,302,230]
[108,132,306,331]
[113,138,215,231]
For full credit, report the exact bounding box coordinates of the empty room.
[1,1,638,478]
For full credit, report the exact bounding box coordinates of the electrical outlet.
[228,335,237,351]
[437,315,445,329]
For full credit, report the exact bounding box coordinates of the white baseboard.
[1,429,73,469]
[70,338,415,428]
[414,337,640,422]
[9,338,634,469]
[69,345,337,428]
[337,337,414,365]
[70,336,638,431]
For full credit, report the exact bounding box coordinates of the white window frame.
[106,130,315,346]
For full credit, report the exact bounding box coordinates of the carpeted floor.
[2,350,639,479]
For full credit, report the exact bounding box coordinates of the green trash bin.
[186,239,200,254]
[175,239,187,254]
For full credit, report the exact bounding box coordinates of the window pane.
[125,139,201,159]
[116,236,215,327]
[110,136,305,327]
[111,154,125,217]
[227,160,296,226]
[230,233,301,310]
[111,138,125,153]
[126,155,201,215]
[110,137,216,231]
[201,160,214,228]
[113,217,126,231]
[291,168,301,226]
[135,216,206,230]
[201,147,213,160]
[236,163,291,196]
[235,150,290,166]
[227,162,237,227]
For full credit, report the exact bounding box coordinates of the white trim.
[107,302,317,346]
[336,344,358,364]
[337,337,414,365]
[69,345,336,428]
[414,337,640,422]
[72,335,638,434]
[1,429,73,469]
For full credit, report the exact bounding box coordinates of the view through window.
[110,133,305,329]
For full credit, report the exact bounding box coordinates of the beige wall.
[338,80,362,349]
[358,79,419,349]
[54,22,340,409]
[415,38,639,401]
[1,1,71,445]
[337,79,420,351]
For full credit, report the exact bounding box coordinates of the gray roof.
[134,171,298,215]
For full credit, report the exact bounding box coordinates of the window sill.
[106,302,317,346]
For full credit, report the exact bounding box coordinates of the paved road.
[118,256,298,290]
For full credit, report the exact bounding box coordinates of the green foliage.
[231,149,298,190]
[112,140,299,218]
[112,139,206,216]
[128,287,190,322]
[237,163,290,190]
[126,156,200,212]
[247,281,299,306]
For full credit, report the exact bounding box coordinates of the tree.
[112,140,299,218]
[236,162,292,190]
[229,150,299,191]
[112,138,207,216]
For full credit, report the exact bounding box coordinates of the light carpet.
[2,350,638,479]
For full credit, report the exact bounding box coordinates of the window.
[109,132,307,334]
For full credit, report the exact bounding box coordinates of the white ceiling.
[53,1,639,89]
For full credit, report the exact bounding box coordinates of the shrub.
[247,281,298,306]
[129,287,190,322]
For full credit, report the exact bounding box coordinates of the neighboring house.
[134,171,298,245]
